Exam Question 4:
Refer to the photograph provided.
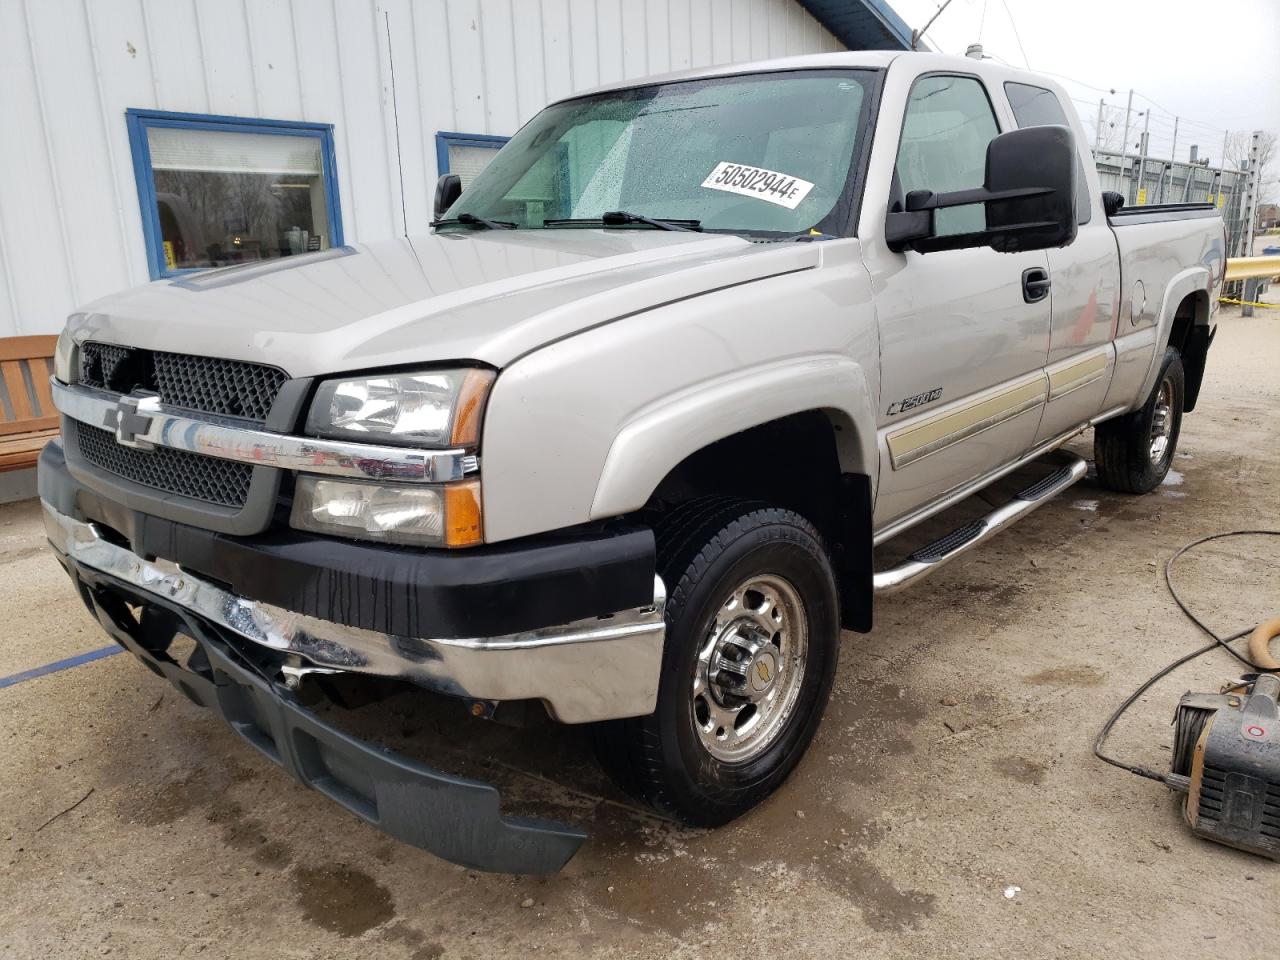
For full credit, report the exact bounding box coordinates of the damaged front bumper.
[43,500,667,873]
[42,504,667,725]
[57,549,585,872]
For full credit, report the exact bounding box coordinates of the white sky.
[890,0,1280,172]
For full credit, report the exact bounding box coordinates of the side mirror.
[434,174,462,220]
[886,125,1078,254]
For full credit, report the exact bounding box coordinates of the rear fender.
[1134,267,1209,403]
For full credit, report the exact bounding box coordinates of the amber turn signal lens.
[443,479,483,547]
[450,369,496,447]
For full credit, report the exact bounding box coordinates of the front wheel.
[1094,346,1185,494]
[592,499,841,826]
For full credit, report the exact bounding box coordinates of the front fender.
[590,355,877,520]
[478,243,878,543]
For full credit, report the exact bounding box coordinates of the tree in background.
[1226,130,1278,203]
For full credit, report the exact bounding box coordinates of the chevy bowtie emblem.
[756,661,770,683]
[105,393,161,450]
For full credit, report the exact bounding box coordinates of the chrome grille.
[77,423,252,508]
[78,343,287,423]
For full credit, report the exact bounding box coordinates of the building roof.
[796,0,915,51]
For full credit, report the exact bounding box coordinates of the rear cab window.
[1003,82,1092,224]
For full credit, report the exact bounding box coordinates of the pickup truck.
[39,51,1224,874]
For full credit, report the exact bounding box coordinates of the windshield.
[442,69,876,238]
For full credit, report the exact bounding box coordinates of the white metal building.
[0,0,905,339]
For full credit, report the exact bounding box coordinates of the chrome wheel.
[692,574,808,763]
[1148,376,1174,465]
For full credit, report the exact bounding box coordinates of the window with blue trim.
[436,131,509,188]
[126,110,343,280]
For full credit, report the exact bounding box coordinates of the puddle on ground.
[292,863,395,937]
[1162,469,1184,486]
[123,762,295,869]
[206,796,293,868]
[1071,499,1099,512]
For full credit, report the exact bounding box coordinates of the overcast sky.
[891,0,1280,174]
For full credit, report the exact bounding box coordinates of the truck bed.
[1108,201,1218,226]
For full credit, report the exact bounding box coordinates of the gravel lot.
[2,305,1277,960]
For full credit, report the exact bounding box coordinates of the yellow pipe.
[1225,256,1280,281]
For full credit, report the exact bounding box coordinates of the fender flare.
[589,354,877,520]
[1134,266,1209,403]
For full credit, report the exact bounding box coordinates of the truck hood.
[68,230,820,377]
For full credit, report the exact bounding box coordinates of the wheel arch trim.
[588,354,876,521]
[1135,267,1210,404]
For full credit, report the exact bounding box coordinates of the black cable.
[1163,530,1279,670]
[1092,530,1280,785]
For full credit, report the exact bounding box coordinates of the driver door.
[865,74,1052,530]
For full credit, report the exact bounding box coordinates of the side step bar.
[873,451,1088,595]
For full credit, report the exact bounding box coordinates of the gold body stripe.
[887,376,1046,469]
[1047,352,1109,400]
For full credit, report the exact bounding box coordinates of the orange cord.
[1248,617,1280,671]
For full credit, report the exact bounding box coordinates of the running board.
[873,451,1088,595]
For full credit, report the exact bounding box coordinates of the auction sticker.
[701,161,815,210]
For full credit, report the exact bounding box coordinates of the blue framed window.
[126,109,343,280]
[436,131,509,189]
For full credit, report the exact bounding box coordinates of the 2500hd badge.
[887,387,943,416]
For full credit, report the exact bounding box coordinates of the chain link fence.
[1093,149,1251,256]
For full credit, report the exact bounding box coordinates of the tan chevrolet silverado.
[40,51,1223,872]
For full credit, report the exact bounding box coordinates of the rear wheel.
[592,499,841,826]
[1094,346,1185,494]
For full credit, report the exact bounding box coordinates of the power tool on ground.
[1095,531,1280,862]
[1169,670,1280,860]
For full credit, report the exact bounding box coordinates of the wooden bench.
[0,335,60,473]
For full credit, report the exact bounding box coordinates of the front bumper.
[39,441,666,724]
[44,504,666,724]
[57,548,585,873]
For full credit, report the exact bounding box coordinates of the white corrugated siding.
[0,0,843,336]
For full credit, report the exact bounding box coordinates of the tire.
[1094,346,1185,494]
[592,498,841,826]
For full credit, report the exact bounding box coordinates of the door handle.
[1022,267,1051,304]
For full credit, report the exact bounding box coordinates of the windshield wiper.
[430,212,517,230]
[543,211,702,232]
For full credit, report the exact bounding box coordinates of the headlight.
[54,330,75,383]
[291,476,482,547]
[305,368,494,448]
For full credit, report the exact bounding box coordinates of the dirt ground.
[2,305,1278,960]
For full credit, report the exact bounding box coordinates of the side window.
[1004,82,1091,225]
[895,75,999,237]
[499,119,631,222]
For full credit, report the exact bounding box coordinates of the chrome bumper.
[44,503,667,723]
[50,378,472,482]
